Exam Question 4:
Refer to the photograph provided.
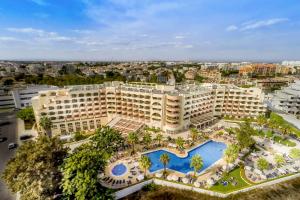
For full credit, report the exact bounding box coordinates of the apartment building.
[0,85,57,110]
[268,81,300,117]
[210,84,266,119]
[32,82,266,136]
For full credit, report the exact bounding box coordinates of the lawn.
[209,167,251,193]
[273,136,296,147]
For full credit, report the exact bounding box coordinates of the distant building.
[282,61,300,66]
[268,81,300,117]
[0,85,58,110]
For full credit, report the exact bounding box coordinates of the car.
[8,143,18,150]
[0,137,7,143]
[20,135,33,141]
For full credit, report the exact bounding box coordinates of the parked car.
[20,135,33,141]
[8,143,18,150]
[0,137,7,143]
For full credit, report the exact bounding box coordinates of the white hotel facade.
[32,82,266,136]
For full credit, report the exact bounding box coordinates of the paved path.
[0,111,17,200]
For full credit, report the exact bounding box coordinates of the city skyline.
[0,0,300,61]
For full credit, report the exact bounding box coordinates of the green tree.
[2,136,68,200]
[176,137,185,152]
[190,154,203,177]
[274,154,285,167]
[127,132,139,154]
[289,148,300,159]
[256,114,267,128]
[61,146,113,200]
[91,126,124,156]
[155,133,163,146]
[143,132,152,148]
[160,153,170,177]
[139,155,151,177]
[257,158,269,171]
[16,107,35,122]
[39,116,52,136]
[236,121,255,149]
[189,128,199,143]
[224,144,240,164]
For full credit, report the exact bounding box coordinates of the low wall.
[114,173,300,199]
[115,180,153,199]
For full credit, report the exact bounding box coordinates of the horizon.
[0,0,300,61]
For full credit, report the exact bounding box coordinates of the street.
[0,111,17,200]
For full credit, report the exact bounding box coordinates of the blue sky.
[0,0,299,61]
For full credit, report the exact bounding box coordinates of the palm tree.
[190,154,203,177]
[176,137,185,152]
[39,116,52,136]
[189,128,199,143]
[257,115,267,129]
[139,155,151,177]
[127,132,138,154]
[224,144,239,164]
[143,132,152,149]
[155,133,163,146]
[160,153,170,177]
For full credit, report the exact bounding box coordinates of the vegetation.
[236,120,255,149]
[39,116,52,136]
[16,106,35,122]
[127,132,139,154]
[257,158,269,171]
[160,153,170,177]
[189,128,200,143]
[190,154,203,177]
[2,136,69,200]
[274,154,285,167]
[289,148,300,159]
[139,156,152,177]
[73,131,88,141]
[176,137,185,152]
[210,167,250,193]
[91,126,124,156]
[24,72,126,87]
[224,144,240,164]
[155,133,163,146]
[143,132,152,148]
[61,145,113,200]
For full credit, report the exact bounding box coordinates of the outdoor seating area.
[100,156,146,189]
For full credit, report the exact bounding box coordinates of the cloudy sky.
[0,0,299,61]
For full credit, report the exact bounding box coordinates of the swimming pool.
[144,140,226,174]
[111,163,127,176]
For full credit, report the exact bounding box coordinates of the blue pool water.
[144,140,226,174]
[112,163,127,176]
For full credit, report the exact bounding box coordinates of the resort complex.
[31,82,266,136]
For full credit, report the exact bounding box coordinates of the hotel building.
[32,82,266,136]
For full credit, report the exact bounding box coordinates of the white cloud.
[175,35,185,39]
[0,36,20,42]
[227,18,289,32]
[7,27,56,37]
[241,18,288,31]
[226,25,238,32]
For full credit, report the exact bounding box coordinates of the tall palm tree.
[160,153,170,177]
[190,154,203,178]
[176,137,185,152]
[155,133,163,146]
[39,116,52,136]
[143,132,152,149]
[189,128,199,143]
[257,115,267,129]
[127,132,138,154]
[224,144,239,164]
[139,155,151,177]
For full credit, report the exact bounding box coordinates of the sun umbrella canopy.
[194,182,200,187]
[182,178,189,184]
[155,173,163,178]
[172,175,179,181]
[137,174,144,181]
